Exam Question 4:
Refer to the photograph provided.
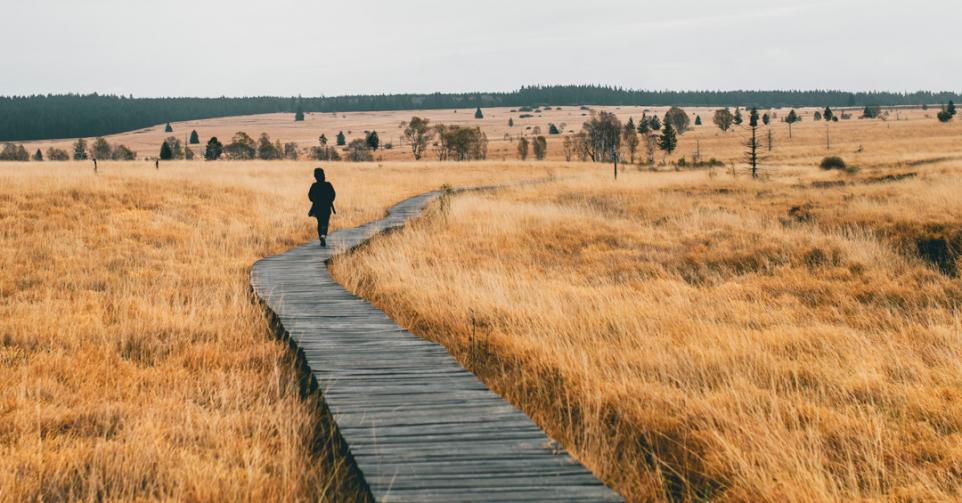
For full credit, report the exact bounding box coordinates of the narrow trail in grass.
[250,188,622,503]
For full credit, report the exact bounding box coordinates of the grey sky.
[4,0,959,97]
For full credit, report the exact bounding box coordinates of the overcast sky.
[4,0,959,97]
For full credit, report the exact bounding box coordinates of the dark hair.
[313,167,325,181]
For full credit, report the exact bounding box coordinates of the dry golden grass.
[331,162,962,501]
[0,160,545,502]
[21,105,960,166]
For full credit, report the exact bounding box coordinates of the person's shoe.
[320,235,327,247]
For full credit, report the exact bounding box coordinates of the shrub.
[111,144,136,160]
[90,137,112,160]
[533,136,547,160]
[346,138,373,162]
[664,106,690,134]
[819,156,847,170]
[0,143,29,161]
[204,137,224,160]
[46,147,70,161]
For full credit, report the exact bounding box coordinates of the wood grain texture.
[251,190,622,502]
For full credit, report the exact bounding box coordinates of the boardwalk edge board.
[251,186,623,502]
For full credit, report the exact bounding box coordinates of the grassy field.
[330,132,962,499]
[0,161,544,501]
[3,108,961,502]
[19,105,957,165]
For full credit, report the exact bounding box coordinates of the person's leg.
[319,210,332,237]
[317,211,331,246]
[316,215,327,246]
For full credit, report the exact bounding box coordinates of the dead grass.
[331,165,962,501]
[20,105,962,167]
[0,160,543,502]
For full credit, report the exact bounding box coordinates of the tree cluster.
[4,87,960,142]
[434,125,488,161]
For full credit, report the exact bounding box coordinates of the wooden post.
[155,158,159,170]
[612,144,618,180]
[93,158,98,174]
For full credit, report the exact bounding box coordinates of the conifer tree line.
[3,86,960,141]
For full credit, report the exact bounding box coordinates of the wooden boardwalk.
[251,190,622,502]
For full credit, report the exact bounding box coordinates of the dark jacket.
[308,181,336,217]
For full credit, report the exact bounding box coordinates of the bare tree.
[581,111,621,162]
[402,117,434,160]
[562,135,574,161]
[622,123,639,163]
[533,136,547,160]
[713,108,735,132]
[517,136,529,160]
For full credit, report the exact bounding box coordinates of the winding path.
[251,189,622,502]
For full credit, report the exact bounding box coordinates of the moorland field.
[16,105,947,164]
[0,161,541,501]
[2,105,961,502]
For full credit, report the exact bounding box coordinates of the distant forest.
[2,85,960,141]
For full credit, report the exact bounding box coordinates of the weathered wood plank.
[250,189,622,502]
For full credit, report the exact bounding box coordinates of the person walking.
[308,167,336,247]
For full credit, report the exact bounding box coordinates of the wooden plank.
[250,189,623,502]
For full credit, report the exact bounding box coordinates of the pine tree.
[762,113,770,126]
[637,116,650,134]
[189,130,200,144]
[658,119,677,155]
[319,134,328,146]
[159,141,173,160]
[694,115,702,126]
[508,118,514,127]
[948,101,957,117]
[295,107,305,121]
[626,117,636,131]
[786,109,799,138]
[746,107,761,178]
[823,106,834,121]
[204,137,224,160]
[336,131,346,146]
[734,108,743,126]
[366,131,380,151]
[474,107,484,119]
[548,123,560,135]
[164,122,173,133]
[650,116,662,131]
[33,149,43,161]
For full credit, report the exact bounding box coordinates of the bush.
[819,156,847,171]
[46,147,70,161]
[111,144,136,160]
[0,143,29,161]
[346,138,373,162]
